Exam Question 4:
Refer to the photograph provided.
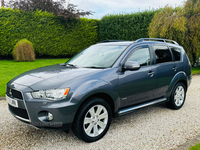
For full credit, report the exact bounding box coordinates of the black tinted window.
[153,45,172,64]
[171,47,181,61]
[127,47,150,66]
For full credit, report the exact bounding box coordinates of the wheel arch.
[178,79,187,91]
[73,92,116,125]
[166,71,188,98]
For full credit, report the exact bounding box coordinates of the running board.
[118,97,167,115]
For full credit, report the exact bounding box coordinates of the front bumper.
[6,84,77,131]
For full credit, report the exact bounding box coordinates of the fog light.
[47,112,53,121]
[38,111,54,122]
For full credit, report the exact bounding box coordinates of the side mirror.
[123,61,140,71]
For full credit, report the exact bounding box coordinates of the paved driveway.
[0,75,200,150]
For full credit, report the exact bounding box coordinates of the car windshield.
[66,45,127,68]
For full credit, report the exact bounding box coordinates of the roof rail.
[98,40,126,43]
[136,38,179,45]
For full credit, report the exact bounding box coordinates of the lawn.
[191,67,200,74]
[0,60,200,97]
[190,143,200,150]
[0,59,68,97]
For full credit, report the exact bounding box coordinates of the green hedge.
[0,8,159,58]
[0,8,99,58]
[98,10,158,41]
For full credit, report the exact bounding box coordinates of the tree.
[148,1,200,66]
[148,6,188,44]
[184,0,200,66]
[6,0,92,21]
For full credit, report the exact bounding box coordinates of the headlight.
[31,88,70,100]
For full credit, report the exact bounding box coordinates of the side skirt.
[118,97,167,116]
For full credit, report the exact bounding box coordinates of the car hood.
[8,64,102,90]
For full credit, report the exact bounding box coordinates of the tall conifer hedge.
[0,8,99,58]
[98,10,158,41]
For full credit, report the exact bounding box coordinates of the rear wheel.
[73,97,112,142]
[166,82,186,109]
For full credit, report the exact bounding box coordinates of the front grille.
[6,86,23,100]
[9,105,29,120]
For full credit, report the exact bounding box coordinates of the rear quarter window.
[170,47,181,61]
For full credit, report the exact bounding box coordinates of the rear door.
[152,44,178,98]
[170,46,183,71]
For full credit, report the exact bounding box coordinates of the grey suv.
[6,38,192,142]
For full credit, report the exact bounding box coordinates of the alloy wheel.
[83,105,108,137]
[174,86,185,107]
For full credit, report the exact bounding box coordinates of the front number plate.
[6,96,18,108]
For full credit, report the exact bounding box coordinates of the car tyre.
[166,82,186,110]
[72,97,112,142]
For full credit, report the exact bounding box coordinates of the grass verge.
[191,67,200,74]
[190,143,200,150]
[0,59,68,97]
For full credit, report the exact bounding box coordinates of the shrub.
[13,39,35,61]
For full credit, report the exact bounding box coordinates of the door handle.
[172,66,178,71]
[148,71,155,77]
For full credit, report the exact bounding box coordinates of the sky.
[1,0,186,19]
[70,0,186,19]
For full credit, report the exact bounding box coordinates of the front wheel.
[72,97,112,142]
[166,82,186,110]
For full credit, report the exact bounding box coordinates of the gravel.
[0,75,200,150]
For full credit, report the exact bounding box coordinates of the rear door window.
[153,45,172,64]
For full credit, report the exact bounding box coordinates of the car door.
[117,45,157,108]
[152,44,178,99]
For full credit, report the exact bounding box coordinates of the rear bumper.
[188,75,192,87]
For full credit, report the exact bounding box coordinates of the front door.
[117,45,157,108]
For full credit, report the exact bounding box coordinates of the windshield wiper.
[84,66,106,69]
[59,63,66,66]
[66,63,76,67]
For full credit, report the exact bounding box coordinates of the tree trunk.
[1,0,4,7]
